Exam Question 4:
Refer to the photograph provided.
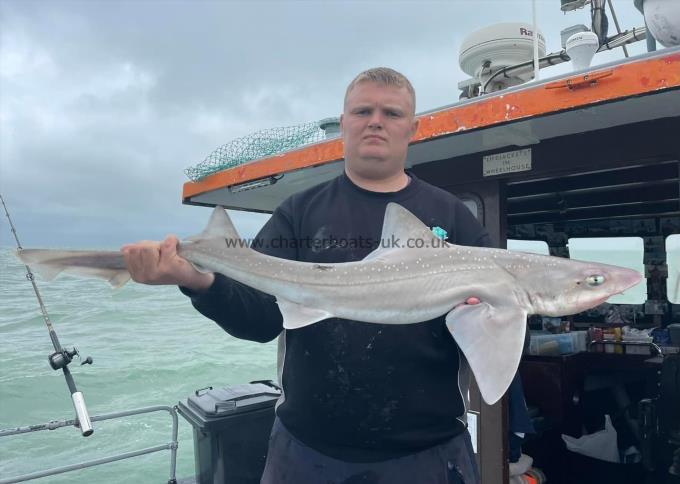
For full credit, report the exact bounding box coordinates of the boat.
[2,1,679,483]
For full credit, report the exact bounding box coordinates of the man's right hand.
[121,235,215,291]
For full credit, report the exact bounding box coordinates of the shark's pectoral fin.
[445,302,527,406]
[277,299,334,329]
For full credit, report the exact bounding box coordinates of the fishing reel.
[48,347,93,371]
[47,346,95,437]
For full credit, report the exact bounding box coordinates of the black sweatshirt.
[182,172,492,462]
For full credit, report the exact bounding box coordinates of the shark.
[16,203,642,404]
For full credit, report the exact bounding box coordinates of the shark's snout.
[614,268,643,294]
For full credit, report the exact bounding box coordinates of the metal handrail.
[0,405,179,484]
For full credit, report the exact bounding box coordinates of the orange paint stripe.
[183,52,680,200]
[183,138,344,199]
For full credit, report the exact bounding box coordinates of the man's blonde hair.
[344,67,416,113]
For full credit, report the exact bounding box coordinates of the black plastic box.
[177,382,281,484]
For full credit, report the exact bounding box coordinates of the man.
[123,68,490,483]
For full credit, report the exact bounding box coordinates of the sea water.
[0,248,277,483]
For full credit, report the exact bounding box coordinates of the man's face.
[340,81,418,181]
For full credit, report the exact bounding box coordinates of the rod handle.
[72,392,94,436]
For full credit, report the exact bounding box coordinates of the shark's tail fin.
[16,249,131,288]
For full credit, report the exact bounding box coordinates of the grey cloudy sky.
[0,0,647,248]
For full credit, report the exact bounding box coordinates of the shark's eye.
[586,275,605,286]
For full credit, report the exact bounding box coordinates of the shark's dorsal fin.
[380,203,442,247]
[188,206,240,241]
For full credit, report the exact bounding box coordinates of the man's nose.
[367,111,383,128]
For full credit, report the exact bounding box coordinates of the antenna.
[565,31,600,71]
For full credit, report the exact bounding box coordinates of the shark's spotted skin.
[16,204,641,404]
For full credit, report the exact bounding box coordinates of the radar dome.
[459,23,546,90]
[644,0,680,47]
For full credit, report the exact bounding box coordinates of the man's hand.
[121,235,214,291]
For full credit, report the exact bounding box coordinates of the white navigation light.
[644,0,680,47]
[565,31,599,71]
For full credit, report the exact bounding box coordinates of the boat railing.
[0,405,179,484]
[587,339,664,357]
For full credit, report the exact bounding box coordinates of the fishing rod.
[0,194,94,437]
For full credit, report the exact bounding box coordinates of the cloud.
[0,0,649,247]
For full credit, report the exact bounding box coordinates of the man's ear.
[410,117,419,139]
[339,114,344,135]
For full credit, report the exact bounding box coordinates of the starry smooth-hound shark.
[16,203,641,404]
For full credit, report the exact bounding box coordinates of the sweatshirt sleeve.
[179,204,298,343]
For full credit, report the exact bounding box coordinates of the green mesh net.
[185,120,336,181]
